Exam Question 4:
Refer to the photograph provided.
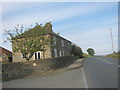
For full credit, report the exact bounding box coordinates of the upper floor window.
[61,39,64,47]
[53,36,56,45]
[68,42,70,48]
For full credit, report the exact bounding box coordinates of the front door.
[38,52,40,59]
[35,52,41,60]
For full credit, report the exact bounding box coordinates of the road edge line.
[82,67,88,88]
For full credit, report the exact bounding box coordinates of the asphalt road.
[2,57,118,88]
[83,57,118,88]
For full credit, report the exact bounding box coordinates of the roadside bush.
[70,44,83,58]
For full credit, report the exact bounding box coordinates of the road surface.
[3,57,118,88]
[83,57,118,88]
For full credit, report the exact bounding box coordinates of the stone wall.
[0,53,9,63]
[2,56,77,81]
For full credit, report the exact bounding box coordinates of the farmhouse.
[12,22,72,62]
[0,46,12,62]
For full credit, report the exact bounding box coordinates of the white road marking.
[104,59,115,65]
[82,67,88,88]
[102,60,119,67]
[105,61,113,65]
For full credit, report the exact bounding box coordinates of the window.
[54,48,57,57]
[62,50,64,56]
[68,42,69,46]
[59,50,62,57]
[68,42,70,49]
[61,40,64,47]
[22,53,26,58]
[53,36,56,45]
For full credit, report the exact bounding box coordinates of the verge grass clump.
[106,52,120,58]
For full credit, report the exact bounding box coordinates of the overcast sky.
[1,1,118,55]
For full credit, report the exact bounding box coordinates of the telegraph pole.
[110,28,115,53]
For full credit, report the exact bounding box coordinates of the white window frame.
[54,48,57,57]
[61,39,64,47]
[22,53,27,59]
[34,51,42,60]
[62,50,64,56]
[59,50,62,57]
[53,36,56,45]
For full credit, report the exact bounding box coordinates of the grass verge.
[83,53,91,58]
[106,52,120,58]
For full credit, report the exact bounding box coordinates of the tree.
[71,44,83,58]
[87,48,95,56]
[77,47,83,58]
[5,22,53,61]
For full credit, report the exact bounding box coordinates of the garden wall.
[2,56,77,81]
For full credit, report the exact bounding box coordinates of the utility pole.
[110,28,115,53]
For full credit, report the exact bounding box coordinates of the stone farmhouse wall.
[12,46,52,62]
[51,34,71,57]
[12,34,71,62]
[2,56,77,81]
[12,35,52,62]
[12,22,72,62]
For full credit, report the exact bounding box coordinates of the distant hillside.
[106,52,120,58]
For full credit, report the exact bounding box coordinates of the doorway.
[35,51,41,60]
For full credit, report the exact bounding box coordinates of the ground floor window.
[22,53,27,58]
[62,50,64,56]
[54,48,57,57]
[59,50,62,56]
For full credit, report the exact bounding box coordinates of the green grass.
[83,53,91,58]
[106,52,120,58]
